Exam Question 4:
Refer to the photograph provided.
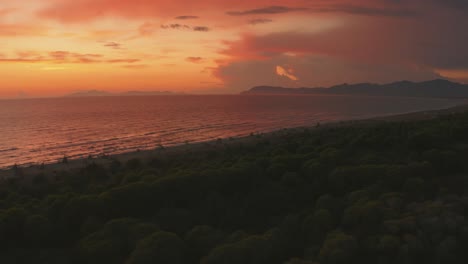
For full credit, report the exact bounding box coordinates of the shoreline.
[2,101,468,180]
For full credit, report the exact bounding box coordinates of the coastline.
[1,101,468,181]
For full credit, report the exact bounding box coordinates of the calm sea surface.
[0,95,465,168]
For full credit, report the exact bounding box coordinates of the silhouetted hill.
[65,90,113,97]
[121,91,180,96]
[243,79,468,98]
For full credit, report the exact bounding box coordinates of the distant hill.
[242,79,468,98]
[65,90,179,97]
[121,91,180,96]
[65,90,113,97]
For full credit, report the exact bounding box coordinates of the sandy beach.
[2,102,468,181]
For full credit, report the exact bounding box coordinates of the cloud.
[276,65,299,81]
[212,6,468,89]
[0,50,140,64]
[89,30,125,39]
[0,24,47,36]
[226,6,308,16]
[186,57,204,63]
[248,18,274,25]
[41,66,67,71]
[175,15,199,20]
[0,58,44,63]
[219,8,468,71]
[122,64,149,69]
[161,23,191,30]
[193,26,210,32]
[160,24,210,32]
[433,0,468,9]
[49,51,103,63]
[103,42,122,49]
[139,22,158,36]
[0,8,16,17]
[107,59,140,63]
[316,4,417,17]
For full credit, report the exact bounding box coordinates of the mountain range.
[242,79,468,98]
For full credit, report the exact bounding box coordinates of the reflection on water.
[0,95,464,168]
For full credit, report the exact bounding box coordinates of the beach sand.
[2,102,468,181]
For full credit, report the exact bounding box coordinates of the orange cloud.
[0,8,17,17]
[0,51,140,64]
[276,65,298,81]
[88,30,126,39]
[107,59,140,63]
[138,22,158,36]
[122,64,149,69]
[0,24,47,36]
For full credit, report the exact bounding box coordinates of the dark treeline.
[2,112,468,263]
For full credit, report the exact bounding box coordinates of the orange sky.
[0,0,467,98]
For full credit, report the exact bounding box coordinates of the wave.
[0,147,19,153]
[1,95,465,169]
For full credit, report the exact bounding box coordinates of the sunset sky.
[1,0,467,97]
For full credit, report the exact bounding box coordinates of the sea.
[0,95,465,169]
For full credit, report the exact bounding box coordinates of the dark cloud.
[186,57,204,63]
[316,5,417,17]
[160,24,210,32]
[175,15,199,20]
[193,26,210,32]
[226,5,418,19]
[160,24,191,30]
[433,0,468,9]
[103,42,122,49]
[248,18,274,25]
[384,0,468,10]
[214,5,468,88]
[226,6,308,16]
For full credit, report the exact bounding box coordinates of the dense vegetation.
[2,111,468,263]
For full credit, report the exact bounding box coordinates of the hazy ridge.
[243,79,468,98]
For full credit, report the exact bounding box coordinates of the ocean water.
[0,95,464,168]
